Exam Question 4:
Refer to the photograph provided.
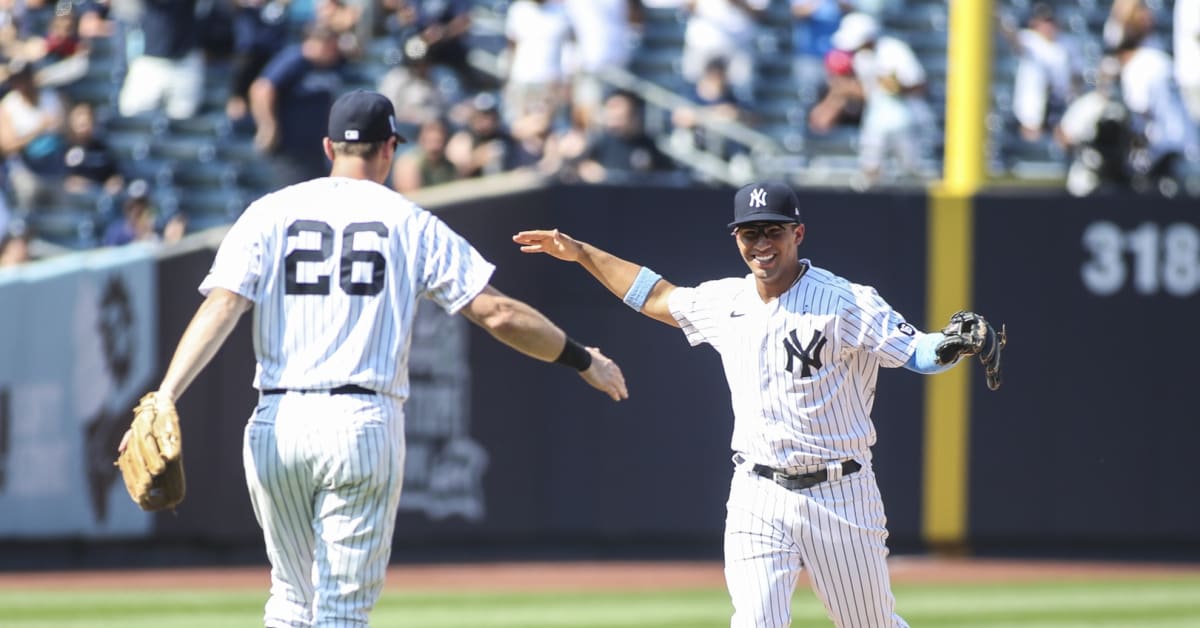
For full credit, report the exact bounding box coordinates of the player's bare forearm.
[513,230,679,327]
[157,288,251,403]
[462,285,567,362]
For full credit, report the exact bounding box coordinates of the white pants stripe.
[724,464,907,628]
[244,393,405,628]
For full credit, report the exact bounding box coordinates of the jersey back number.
[284,219,388,296]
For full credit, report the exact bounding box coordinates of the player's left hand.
[935,311,1007,390]
[512,229,584,262]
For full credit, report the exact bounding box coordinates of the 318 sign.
[1082,222,1200,297]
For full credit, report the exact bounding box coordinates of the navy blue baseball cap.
[728,182,803,228]
[327,90,407,144]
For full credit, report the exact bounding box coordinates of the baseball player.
[513,182,1000,627]
[123,89,627,627]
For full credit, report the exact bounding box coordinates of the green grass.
[0,577,1197,627]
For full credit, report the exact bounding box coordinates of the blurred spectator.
[102,181,158,246]
[445,92,515,177]
[563,0,642,130]
[1056,58,1134,196]
[507,108,560,173]
[671,57,745,152]
[568,90,672,183]
[62,100,123,196]
[0,225,31,267]
[791,0,849,103]
[77,0,115,39]
[1103,0,1160,52]
[41,9,81,64]
[249,23,345,188]
[1176,0,1200,123]
[377,48,446,127]
[161,211,186,243]
[1113,33,1199,195]
[117,0,205,120]
[503,0,573,124]
[391,116,457,193]
[1003,3,1083,142]
[829,12,931,184]
[226,0,291,124]
[807,47,862,133]
[0,59,66,211]
[315,0,362,58]
[383,0,476,92]
[681,0,769,104]
[17,0,53,42]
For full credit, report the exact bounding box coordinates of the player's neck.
[329,158,389,185]
[755,261,807,301]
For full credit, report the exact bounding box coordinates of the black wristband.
[555,337,593,371]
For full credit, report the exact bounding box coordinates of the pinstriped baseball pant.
[723,463,908,628]
[244,392,406,627]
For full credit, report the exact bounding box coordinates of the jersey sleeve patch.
[839,283,920,368]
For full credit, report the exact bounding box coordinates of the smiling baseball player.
[513,181,1003,627]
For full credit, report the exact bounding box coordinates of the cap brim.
[728,214,800,229]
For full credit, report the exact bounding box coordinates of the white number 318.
[1082,221,1200,297]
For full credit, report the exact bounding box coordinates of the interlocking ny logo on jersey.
[749,187,767,208]
[783,329,826,377]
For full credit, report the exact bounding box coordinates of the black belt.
[262,384,376,396]
[743,457,861,491]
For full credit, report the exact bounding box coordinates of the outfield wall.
[1,184,1196,563]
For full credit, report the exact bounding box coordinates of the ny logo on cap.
[749,188,767,208]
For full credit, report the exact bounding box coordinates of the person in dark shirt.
[226,0,291,123]
[249,23,345,188]
[445,92,515,177]
[383,0,477,91]
[63,101,123,195]
[575,90,672,183]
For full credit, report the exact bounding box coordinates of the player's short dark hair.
[331,139,389,159]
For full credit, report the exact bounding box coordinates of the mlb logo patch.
[344,130,360,140]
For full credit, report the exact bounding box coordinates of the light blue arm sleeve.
[904,332,955,374]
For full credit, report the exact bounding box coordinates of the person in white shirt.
[1115,35,1199,195]
[830,12,932,184]
[504,0,574,124]
[682,0,769,104]
[1175,0,1200,122]
[563,0,642,129]
[1004,3,1083,142]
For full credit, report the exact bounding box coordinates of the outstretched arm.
[512,229,681,328]
[460,284,628,401]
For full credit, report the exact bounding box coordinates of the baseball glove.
[934,311,1007,391]
[115,392,186,511]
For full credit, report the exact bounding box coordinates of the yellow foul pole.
[923,0,992,551]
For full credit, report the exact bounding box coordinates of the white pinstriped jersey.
[199,177,494,399]
[668,260,921,469]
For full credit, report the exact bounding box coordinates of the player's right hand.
[512,229,583,263]
[579,347,628,402]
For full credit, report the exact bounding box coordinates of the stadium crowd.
[0,0,1196,266]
